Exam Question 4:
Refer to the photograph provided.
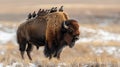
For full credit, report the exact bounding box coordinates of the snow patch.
[0,30,15,45]
[29,63,36,67]
[0,26,16,45]
[0,63,3,67]
[91,46,120,57]
[76,26,120,43]
[6,62,23,67]
[0,25,120,45]
[57,63,67,67]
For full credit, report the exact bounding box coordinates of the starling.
[59,6,63,12]
[41,9,46,16]
[47,9,50,13]
[28,13,32,19]
[50,7,54,13]
[44,10,48,14]
[37,9,41,16]
[41,9,45,13]
[32,11,36,18]
[54,7,57,12]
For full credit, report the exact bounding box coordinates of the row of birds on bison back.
[27,6,64,20]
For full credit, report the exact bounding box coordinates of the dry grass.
[0,41,120,67]
[0,21,120,66]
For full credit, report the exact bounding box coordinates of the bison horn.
[63,21,69,29]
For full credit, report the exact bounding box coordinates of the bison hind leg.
[26,42,33,60]
[44,45,50,57]
[19,41,27,60]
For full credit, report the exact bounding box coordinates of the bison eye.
[69,29,73,33]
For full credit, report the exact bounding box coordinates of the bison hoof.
[57,57,60,60]
[53,53,57,57]
[56,54,60,60]
[49,55,52,60]
[36,46,39,50]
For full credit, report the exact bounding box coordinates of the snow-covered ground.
[0,24,16,45]
[76,26,120,43]
[0,24,120,45]
[0,24,120,67]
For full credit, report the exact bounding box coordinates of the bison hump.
[46,12,69,41]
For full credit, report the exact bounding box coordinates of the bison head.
[61,19,80,48]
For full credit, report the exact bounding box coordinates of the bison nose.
[74,36,79,40]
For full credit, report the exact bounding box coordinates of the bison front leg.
[26,42,33,60]
[57,50,62,59]
[54,47,63,59]
[44,41,53,59]
[54,41,66,59]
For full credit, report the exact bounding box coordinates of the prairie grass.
[0,42,120,67]
[0,22,120,67]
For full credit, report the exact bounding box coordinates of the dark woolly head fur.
[61,19,80,48]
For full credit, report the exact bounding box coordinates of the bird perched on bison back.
[46,9,50,14]
[50,7,55,13]
[27,13,32,20]
[32,11,36,18]
[37,9,41,16]
[41,9,45,13]
[54,7,57,12]
[59,6,63,12]
[41,9,48,16]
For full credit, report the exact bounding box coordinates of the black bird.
[59,6,63,12]
[28,13,32,19]
[47,9,50,13]
[44,10,48,14]
[41,9,45,13]
[32,11,36,18]
[41,9,46,16]
[46,9,50,14]
[37,9,41,16]
[54,7,57,12]
[45,9,49,13]
[50,7,54,13]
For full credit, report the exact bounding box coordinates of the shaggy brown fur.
[44,12,80,59]
[46,12,69,49]
[17,11,79,60]
[17,16,48,60]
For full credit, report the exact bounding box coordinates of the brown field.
[0,5,120,66]
[0,42,120,67]
[0,22,120,67]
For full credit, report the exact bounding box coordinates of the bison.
[44,12,80,59]
[17,12,80,60]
